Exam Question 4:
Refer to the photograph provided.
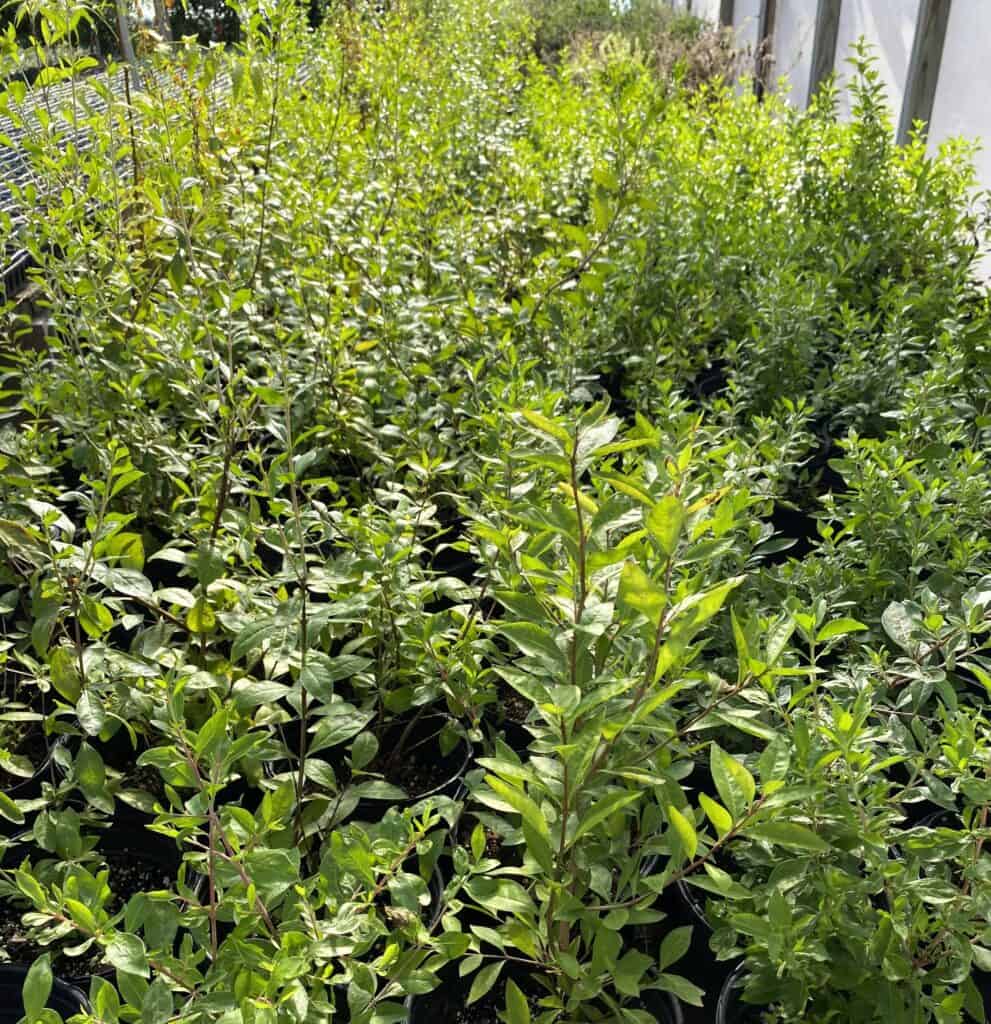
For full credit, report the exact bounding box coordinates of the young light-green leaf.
[467,962,503,1005]
[698,792,733,837]
[0,790,24,825]
[667,804,698,860]
[572,790,642,844]
[646,495,685,558]
[659,925,693,971]
[482,774,550,841]
[816,617,868,643]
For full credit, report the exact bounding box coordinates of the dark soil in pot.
[97,825,183,907]
[378,743,463,799]
[482,683,531,754]
[351,714,471,805]
[688,357,729,405]
[0,900,106,981]
[765,501,819,564]
[496,682,529,728]
[0,964,88,1019]
[0,824,186,977]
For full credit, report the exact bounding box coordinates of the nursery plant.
[0,0,988,1020]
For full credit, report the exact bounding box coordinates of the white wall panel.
[771,2,818,107]
[928,1,991,196]
[692,0,722,22]
[732,0,763,53]
[833,0,918,119]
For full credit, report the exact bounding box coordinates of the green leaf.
[646,495,685,558]
[972,946,991,972]
[309,703,374,753]
[78,689,107,736]
[141,978,172,1024]
[685,863,749,899]
[962,975,985,1022]
[0,790,24,825]
[481,774,550,841]
[505,979,531,1024]
[618,561,666,625]
[464,877,534,916]
[654,972,704,1007]
[500,622,563,670]
[659,925,693,971]
[351,731,378,771]
[467,962,503,1005]
[572,790,642,844]
[745,821,830,852]
[79,596,114,638]
[49,647,81,703]
[710,743,755,820]
[300,653,372,701]
[816,618,868,643]
[103,531,145,569]
[23,954,52,1022]
[76,742,109,810]
[614,949,653,997]
[231,617,282,662]
[881,601,919,652]
[106,933,149,978]
[520,409,570,446]
[667,804,697,859]
[186,598,216,635]
[242,848,300,902]
[698,793,733,837]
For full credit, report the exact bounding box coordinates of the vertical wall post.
[897,0,952,143]
[808,0,842,104]
[719,0,734,26]
[755,0,777,101]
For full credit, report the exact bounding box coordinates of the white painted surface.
[771,2,818,107]
[692,0,722,22]
[928,1,991,196]
[732,0,763,53]
[832,0,918,119]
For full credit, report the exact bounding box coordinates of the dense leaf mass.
[0,1,989,1023]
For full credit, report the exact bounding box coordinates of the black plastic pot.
[1,733,62,802]
[0,735,65,838]
[0,964,88,1020]
[715,963,761,1024]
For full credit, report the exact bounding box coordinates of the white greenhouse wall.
[770,3,817,107]
[832,0,918,120]
[927,3,991,195]
[714,0,991,202]
[731,0,763,54]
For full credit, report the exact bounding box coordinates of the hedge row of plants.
[0,0,990,1021]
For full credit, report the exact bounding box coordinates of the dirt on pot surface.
[117,763,169,807]
[496,682,530,727]
[376,736,466,798]
[0,899,103,979]
[104,848,177,907]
